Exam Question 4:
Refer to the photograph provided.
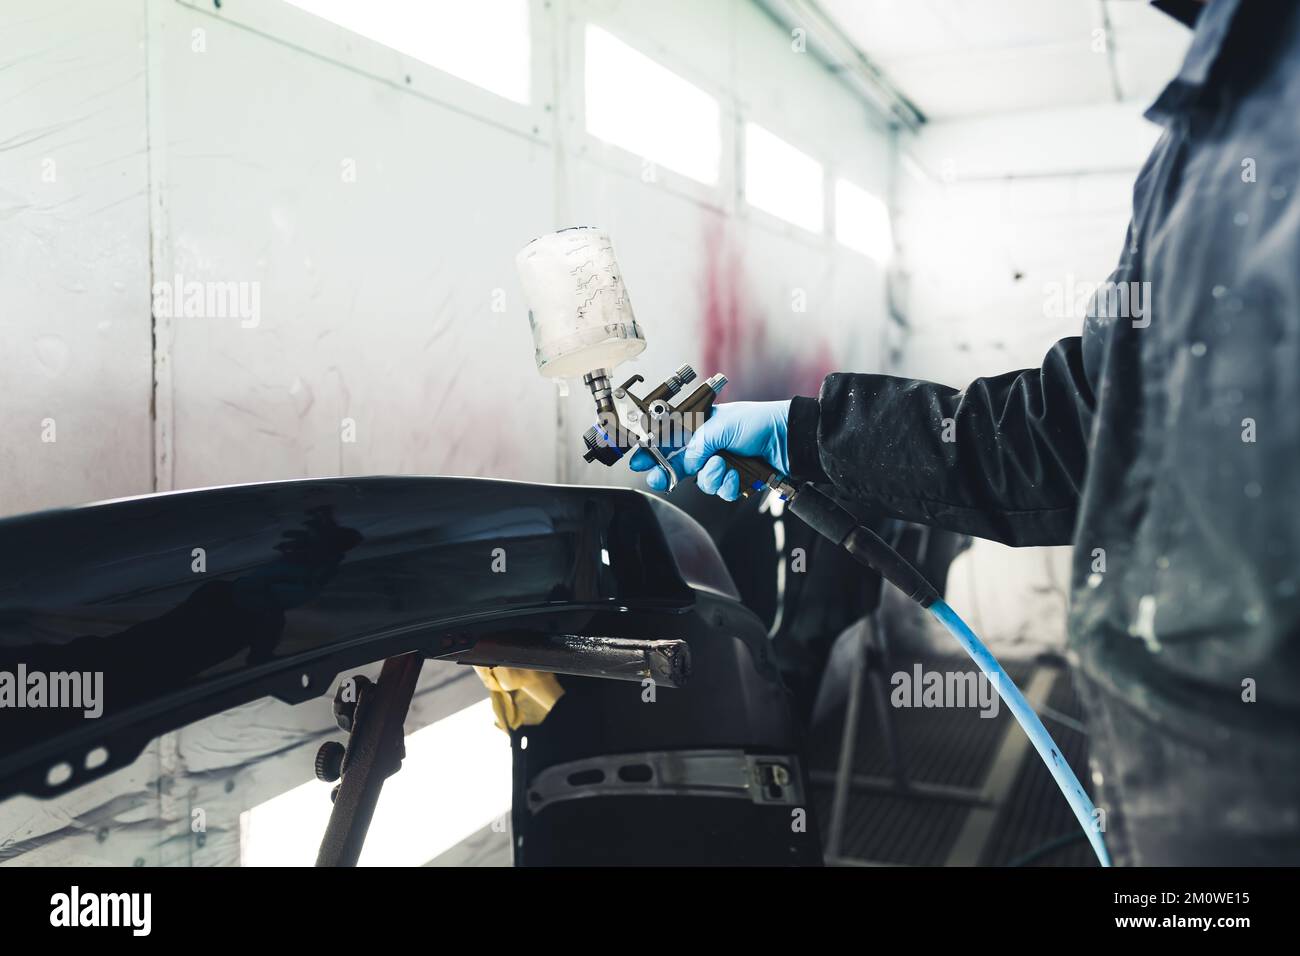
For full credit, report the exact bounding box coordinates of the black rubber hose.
[787,484,940,608]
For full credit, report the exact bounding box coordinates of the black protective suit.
[786,0,1300,865]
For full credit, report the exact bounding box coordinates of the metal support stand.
[315,652,424,867]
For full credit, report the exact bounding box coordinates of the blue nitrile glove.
[629,399,791,501]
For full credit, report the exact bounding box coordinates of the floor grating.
[809,654,1098,867]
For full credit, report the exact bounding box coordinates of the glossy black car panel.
[0,476,749,801]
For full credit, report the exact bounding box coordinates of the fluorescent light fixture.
[744,123,824,233]
[284,0,530,104]
[240,698,512,866]
[835,179,893,262]
[585,25,721,185]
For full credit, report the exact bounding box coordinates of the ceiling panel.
[882,43,1113,117]
[818,0,1097,58]
[817,0,1193,120]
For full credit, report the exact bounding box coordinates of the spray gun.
[579,365,775,492]
[578,361,942,606]
[516,227,1110,866]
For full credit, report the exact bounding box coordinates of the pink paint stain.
[698,218,834,401]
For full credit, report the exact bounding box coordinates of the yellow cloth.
[474,666,565,732]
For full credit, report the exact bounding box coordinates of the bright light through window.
[284,0,530,104]
[744,123,824,233]
[835,179,893,262]
[585,25,721,185]
[240,698,512,867]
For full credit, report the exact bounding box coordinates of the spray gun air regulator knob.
[662,364,697,397]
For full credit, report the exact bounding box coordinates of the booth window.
[744,123,824,233]
[284,0,531,104]
[240,699,511,866]
[835,178,893,261]
[584,24,722,185]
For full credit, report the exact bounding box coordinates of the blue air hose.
[781,481,1111,866]
[929,599,1111,866]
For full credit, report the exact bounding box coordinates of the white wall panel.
[155,0,558,489]
[893,103,1150,384]
[0,0,154,515]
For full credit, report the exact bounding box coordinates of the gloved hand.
[629,399,791,501]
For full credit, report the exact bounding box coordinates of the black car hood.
[0,476,740,801]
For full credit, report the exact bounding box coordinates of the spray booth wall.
[0,0,893,519]
[0,0,892,864]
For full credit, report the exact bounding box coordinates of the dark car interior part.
[508,583,819,865]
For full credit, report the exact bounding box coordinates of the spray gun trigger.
[641,440,678,492]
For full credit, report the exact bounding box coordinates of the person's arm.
[787,336,1094,547]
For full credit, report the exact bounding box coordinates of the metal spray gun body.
[580,365,778,498]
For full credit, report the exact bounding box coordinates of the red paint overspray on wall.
[698,217,833,401]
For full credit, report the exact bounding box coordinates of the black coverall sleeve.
[786,337,1095,547]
